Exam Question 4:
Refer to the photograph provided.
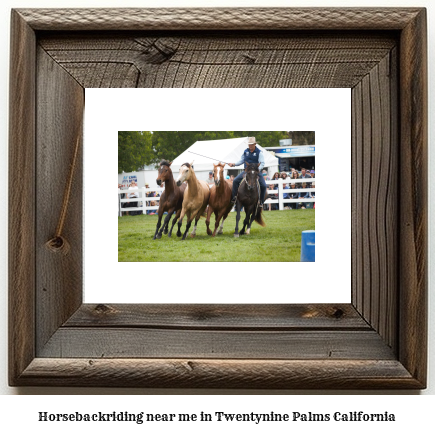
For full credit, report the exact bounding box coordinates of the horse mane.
[160,160,171,167]
[181,162,192,169]
[245,163,259,172]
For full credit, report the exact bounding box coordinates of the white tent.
[171,137,279,182]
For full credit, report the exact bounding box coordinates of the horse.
[153,160,186,240]
[233,163,266,237]
[176,162,210,240]
[205,162,233,237]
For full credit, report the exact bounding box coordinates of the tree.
[118,131,153,173]
[287,131,315,146]
[233,131,288,148]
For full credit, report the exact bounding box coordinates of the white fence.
[118,187,164,216]
[264,178,315,210]
[118,178,315,216]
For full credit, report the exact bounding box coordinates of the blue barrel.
[301,230,315,262]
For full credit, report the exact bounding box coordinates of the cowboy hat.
[247,137,257,145]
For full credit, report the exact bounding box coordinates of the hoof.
[155,233,162,239]
[167,233,172,238]
[190,233,196,238]
[246,229,251,235]
[177,231,182,237]
[234,234,239,238]
[217,230,223,235]
[163,229,168,235]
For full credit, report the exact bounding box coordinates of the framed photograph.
[88,88,349,304]
[9,8,427,388]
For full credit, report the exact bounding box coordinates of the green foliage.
[118,131,314,174]
[118,131,153,173]
[118,209,315,262]
[233,131,288,148]
[287,131,315,146]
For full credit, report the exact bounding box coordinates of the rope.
[45,132,81,255]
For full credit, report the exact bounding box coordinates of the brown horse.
[176,162,210,240]
[206,162,233,237]
[153,160,186,240]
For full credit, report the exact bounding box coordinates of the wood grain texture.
[65,304,368,329]
[351,50,398,352]
[16,8,421,31]
[8,10,36,386]
[8,8,427,389]
[35,48,84,353]
[18,358,420,389]
[38,33,396,88]
[38,329,395,360]
[398,8,428,386]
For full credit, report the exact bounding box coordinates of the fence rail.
[118,178,315,216]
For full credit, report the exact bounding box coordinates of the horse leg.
[246,208,257,235]
[190,215,198,238]
[240,209,251,235]
[213,210,226,237]
[206,205,213,236]
[153,214,164,240]
[160,214,170,234]
[156,209,175,239]
[182,216,194,240]
[177,210,186,237]
[168,209,181,237]
[234,203,242,237]
[217,214,227,235]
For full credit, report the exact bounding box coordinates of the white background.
[85,88,351,304]
[0,0,434,416]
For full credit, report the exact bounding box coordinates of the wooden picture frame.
[9,8,427,389]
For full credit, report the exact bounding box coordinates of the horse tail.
[255,206,266,227]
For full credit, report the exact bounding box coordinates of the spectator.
[299,182,313,209]
[269,172,280,210]
[147,200,157,215]
[299,167,312,188]
[290,170,300,190]
[282,183,291,209]
[261,169,270,180]
[119,183,127,215]
[289,183,300,209]
[127,180,139,215]
[145,183,156,215]
[280,172,288,181]
[206,171,214,187]
[310,182,315,209]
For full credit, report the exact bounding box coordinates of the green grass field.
[118,209,315,262]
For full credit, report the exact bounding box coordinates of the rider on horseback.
[228,137,267,208]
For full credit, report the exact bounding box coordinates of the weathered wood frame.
[9,8,427,389]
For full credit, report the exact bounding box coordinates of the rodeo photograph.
[118,131,315,262]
